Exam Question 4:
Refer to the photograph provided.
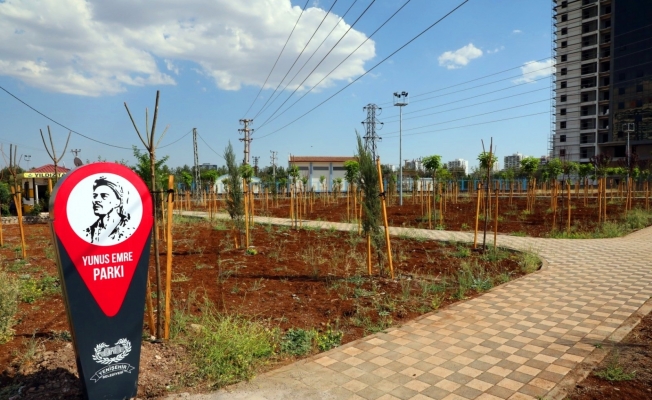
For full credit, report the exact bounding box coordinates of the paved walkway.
[170,214,652,400]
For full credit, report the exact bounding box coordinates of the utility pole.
[270,150,277,192]
[24,155,31,171]
[192,128,201,195]
[361,104,383,161]
[71,149,81,157]
[253,156,260,175]
[393,92,409,206]
[239,119,253,165]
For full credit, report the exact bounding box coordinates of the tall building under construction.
[553,0,652,163]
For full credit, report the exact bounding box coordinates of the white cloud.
[165,59,179,75]
[438,43,483,70]
[514,59,555,83]
[486,46,505,54]
[0,0,375,96]
[512,29,522,34]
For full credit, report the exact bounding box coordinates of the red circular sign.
[52,163,153,317]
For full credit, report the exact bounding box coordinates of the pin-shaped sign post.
[50,163,153,399]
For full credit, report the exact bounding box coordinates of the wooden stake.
[493,188,498,250]
[473,183,481,249]
[377,157,394,280]
[164,175,174,340]
[145,274,156,336]
[366,234,372,276]
[243,179,249,247]
[567,181,571,235]
[10,186,26,259]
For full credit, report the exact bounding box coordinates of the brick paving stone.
[174,213,652,400]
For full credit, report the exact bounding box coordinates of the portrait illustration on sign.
[67,173,143,247]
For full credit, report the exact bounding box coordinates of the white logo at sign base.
[67,173,142,246]
[92,338,132,365]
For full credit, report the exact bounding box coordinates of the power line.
[261,0,363,119]
[242,0,311,118]
[255,0,380,125]
[0,85,133,150]
[382,111,551,139]
[257,0,413,130]
[256,0,469,139]
[251,0,340,120]
[382,99,550,136]
[159,128,194,149]
[196,132,225,160]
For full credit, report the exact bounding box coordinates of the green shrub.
[281,328,315,356]
[518,252,541,273]
[0,270,20,343]
[316,326,343,352]
[185,311,276,388]
[594,355,636,382]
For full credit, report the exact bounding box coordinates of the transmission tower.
[192,128,201,195]
[239,119,253,165]
[361,104,383,160]
[253,156,260,175]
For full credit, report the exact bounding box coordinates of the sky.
[0,0,555,172]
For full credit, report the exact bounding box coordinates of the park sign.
[49,162,153,399]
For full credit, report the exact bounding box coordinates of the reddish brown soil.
[566,309,652,399]
[1,218,526,398]
[257,194,650,237]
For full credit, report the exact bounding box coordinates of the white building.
[447,159,468,175]
[503,153,524,170]
[289,156,356,192]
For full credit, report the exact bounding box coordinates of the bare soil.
[257,193,650,237]
[1,217,527,398]
[566,309,652,399]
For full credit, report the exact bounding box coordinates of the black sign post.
[50,163,153,399]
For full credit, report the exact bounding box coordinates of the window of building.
[560,149,566,157]
[619,72,626,81]
[561,68,568,75]
[561,41,568,48]
[636,70,644,78]
[561,27,568,35]
[561,81,567,88]
[637,84,643,92]
[580,147,595,159]
[561,95,567,102]
[560,134,567,141]
[560,122,567,129]
[619,87,626,95]
[561,54,567,62]
[561,1,567,7]
[561,14,568,22]
[637,99,643,107]
[560,108,567,115]
[618,102,625,109]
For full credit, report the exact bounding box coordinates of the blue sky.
[0,0,554,171]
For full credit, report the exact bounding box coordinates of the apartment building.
[503,153,524,170]
[553,0,652,163]
[447,159,468,175]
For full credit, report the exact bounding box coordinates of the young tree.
[343,160,360,191]
[201,169,219,192]
[477,152,498,179]
[355,134,383,270]
[422,155,442,183]
[131,146,170,190]
[520,157,539,180]
[224,142,244,240]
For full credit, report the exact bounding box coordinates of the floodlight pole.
[393,92,409,206]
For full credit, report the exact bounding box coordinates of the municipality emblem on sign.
[92,338,132,365]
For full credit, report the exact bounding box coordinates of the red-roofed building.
[19,164,71,212]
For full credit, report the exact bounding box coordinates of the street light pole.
[393,92,409,206]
